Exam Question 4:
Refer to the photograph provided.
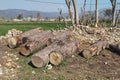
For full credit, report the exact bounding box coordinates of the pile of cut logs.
[4,27,120,68]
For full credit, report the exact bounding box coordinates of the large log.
[48,30,72,44]
[20,30,53,56]
[82,40,108,59]
[31,41,65,68]
[49,40,80,66]
[7,27,43,48]
[22,27,43,37]
[20,30,73,56]
[31,39,89,67]
[49,39,90,66]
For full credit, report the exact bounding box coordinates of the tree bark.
[7,27,43,48]
[49,40,79,65]
[20,30,53,56]
[65,0,75,26]
[95,0,98,27]
[82,0,86,24]
[115,10,120,27]
[82,40,108,59]
[20,30,72,56]
[110,0,117,27]
[72,0,79,25]
[31,39,83,67]
[50,39,90,65]
[31,40,66,68]
[49,31,72,44]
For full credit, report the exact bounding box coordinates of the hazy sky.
[0,0,118,12]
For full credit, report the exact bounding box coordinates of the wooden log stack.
[20,30,54,56]
[5,28,112,68]
[7,28,43,48]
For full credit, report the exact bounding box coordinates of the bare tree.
[72,0,79,25]
[115,10,120,27]
[58,8,67,28]
[65,0,79,26]
[110,0,117,27]
[37,13,42,21]
[95,0,98,27]
[65,0,74,26]
[81,0,86,24]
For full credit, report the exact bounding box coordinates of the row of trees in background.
[65,0,120,27]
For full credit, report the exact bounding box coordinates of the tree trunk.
[20,30,72,56]
[82,40,108,59]
[31,40,67,68]
[49,31,72,44]
[110,0,117,27]
[20,30,53,56]
[82,0,86,24]
[49,40,79,65]
[72,0,79,25]
[31,39,83,67]
[22,27,43,43]
[95,0,98,27]
[7,27,43,48]
[65,0,75,26]
[115,10,120,27]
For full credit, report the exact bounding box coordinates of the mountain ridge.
[0,9,68,19]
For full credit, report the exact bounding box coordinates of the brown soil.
[0,42,120,80]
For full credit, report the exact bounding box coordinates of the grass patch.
[0,21,71,36]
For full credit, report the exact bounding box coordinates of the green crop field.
[0,22,69,36]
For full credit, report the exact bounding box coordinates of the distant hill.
[0,9,68,19]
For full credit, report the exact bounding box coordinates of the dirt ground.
[0,42,120,80]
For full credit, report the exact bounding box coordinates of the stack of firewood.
[4,27,120,68]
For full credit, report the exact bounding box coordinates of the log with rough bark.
[31,41,65,68]
[20,30,73,56]
[82,40,108,59]
[48,30,72,44]
[20,30,53,56]
[31,36,89,67]
[49,40,89,66]
[49,40,80,66]
[7,27,43,48]
[22,27,43,37]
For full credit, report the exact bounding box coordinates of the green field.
[0,22,68,36]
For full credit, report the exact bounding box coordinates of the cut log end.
[7,37,17,48]
[19,45,31,56]
[31,56,44,68]
[49,51,63,65]
[82,49,92,59]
